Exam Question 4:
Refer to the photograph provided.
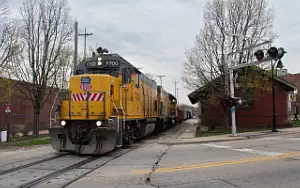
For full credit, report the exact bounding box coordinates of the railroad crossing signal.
[220,98,229,108]
[254,47,287,62]
[220,97,237,108]
[220,97,244,109]
[254,49,264,61]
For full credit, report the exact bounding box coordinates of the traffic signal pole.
[226,40,272,136]
[271,59,278,132]
[229,68,237,136]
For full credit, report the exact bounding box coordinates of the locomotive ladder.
[50,92,59,128]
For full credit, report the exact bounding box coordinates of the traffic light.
[277,47,287,59]
[254,49,264,61]
[220,98,229,108]
[220,97,237,108]
[254,47,286,61]
[267,47,278,59]
[228,97,237,107]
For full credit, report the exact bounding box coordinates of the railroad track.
[0,122,188,188]
[0,153,69,176]
[15,146,138,188]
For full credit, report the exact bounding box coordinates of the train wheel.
[123,124,135,145]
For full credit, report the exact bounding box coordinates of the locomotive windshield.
[84,56,120,77]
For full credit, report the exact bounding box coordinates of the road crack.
[144,145,172,188]
[218,179,241,188]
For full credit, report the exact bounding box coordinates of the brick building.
[280,73,300,119]
[188,71,297,129]
[0,78,59,134]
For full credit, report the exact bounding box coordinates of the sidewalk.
[159,121,300,145]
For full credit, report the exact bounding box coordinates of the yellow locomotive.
[49,48,177,154]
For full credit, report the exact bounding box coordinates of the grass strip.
[1,136,50,147]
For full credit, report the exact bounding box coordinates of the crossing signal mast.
[220,34,287,136]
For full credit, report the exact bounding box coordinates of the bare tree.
[0,0,23,103]
[53,46,74,90]
[10,0,73,136]
[182,0,275,127]
[0,0,9,17]
[0,0,21,74]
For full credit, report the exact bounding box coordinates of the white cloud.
[7,0,300,105]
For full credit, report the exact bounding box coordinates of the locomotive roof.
[100,53,142,74]
[75,53,157,88]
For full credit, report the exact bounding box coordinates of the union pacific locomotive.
[49,48,186,154]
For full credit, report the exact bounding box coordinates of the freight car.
[49,49,178,154]
[177,104,193,122]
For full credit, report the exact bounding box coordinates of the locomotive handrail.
[52,90,120,122]
[107,93,120,132]
[49,91,59,128]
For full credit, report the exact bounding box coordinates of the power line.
[73,22,78,72]
[156,75,166,86]
[173,79,178,98]
[79,28,93,60]
[176,88,179,104]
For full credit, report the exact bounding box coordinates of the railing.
[50,92,59,128]
[49,90,120,126]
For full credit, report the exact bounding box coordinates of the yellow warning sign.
[290,94,296,102]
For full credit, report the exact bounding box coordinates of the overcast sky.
[7,0,300,105]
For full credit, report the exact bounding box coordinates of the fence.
[0,113,51,138]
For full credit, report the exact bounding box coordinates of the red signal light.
[220,98,228,108]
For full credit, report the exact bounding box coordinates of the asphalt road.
[1,119,300,188]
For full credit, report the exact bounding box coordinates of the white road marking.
[201,143,283,156]
[233,148,282,156]
[201,143,232,149]
[261,137,282,140]
[260,137,300,141]
[289,138,300,141]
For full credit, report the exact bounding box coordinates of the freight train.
[177,104,193,123]
[49,48,191,154]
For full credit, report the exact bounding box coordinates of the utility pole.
[173,79,178,98]
[73,22,78,72]
[156,75,166,86]
[176,88,179,104]
[79,28,93,60]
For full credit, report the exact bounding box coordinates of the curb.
[158,137,246,145]
[158,131,300,145]
[239,131,300,139]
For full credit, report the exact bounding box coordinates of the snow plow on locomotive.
[49,50,179,154]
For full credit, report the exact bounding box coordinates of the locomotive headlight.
[61,120,66,126]
[97,57,102,66]
[96,121,102,127]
